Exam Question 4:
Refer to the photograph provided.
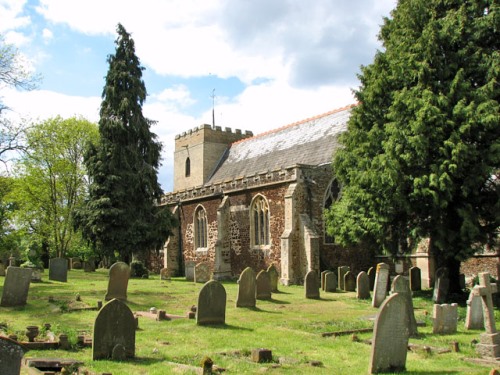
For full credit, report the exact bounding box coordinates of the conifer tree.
[325,0,500,292]
[75,24,175,262]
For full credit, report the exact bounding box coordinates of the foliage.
[0,176,22,260]
[130,260,148,278]
[11,116,99,258]
[74,24,176,262]
[325,0,500,288]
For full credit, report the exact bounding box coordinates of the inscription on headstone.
[0,336,28,375]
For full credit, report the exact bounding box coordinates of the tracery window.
[251,195,270,247]
[194,206,207,249]
[324,179,340,244]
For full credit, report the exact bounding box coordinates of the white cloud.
[0,0,30,33]
[42,28,53,42]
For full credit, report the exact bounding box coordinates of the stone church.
[160,104,376,285]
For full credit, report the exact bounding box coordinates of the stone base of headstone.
[251,348,272,363]
[476,333,500,359]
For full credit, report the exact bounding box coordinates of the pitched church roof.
[207,104,355,184]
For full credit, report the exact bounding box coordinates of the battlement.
[175,124,253,142]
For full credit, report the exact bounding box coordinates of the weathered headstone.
[321,270,331,291]
[70,257,81,269]
[49,257,68,282]
[92,298,135,360]
[344,271,356,292]
[369,293,409,374]
[196,280,226,325]
[266,264,279,293]
[0,262,5,276]
[0,336,28,375]
[367,267,376,290]
[84,260,96,273]
[305,270,320,299]
[194,261,211,283]
[356,271,370,299]
[185,260,196,281]
[337,266,349,290]
[432,267,450,304]
[372,263,390,308]
[160,268,170,280]
[256,270,272,300]
[409,266,421,291]
[390,275,418,337]
[432,303,458,334]
[324,272,337,293]
[0,267,32,307]
[465,289,484,330]
[104,262,130,301]
[236,267,256,308]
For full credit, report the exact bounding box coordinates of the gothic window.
[194,206,207,249]
[324,179,340,244]
[185,157,191,177]
[251,195,270,247]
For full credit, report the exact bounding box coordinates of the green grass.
[0,269,497,374]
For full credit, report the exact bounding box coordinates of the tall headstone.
[344,271,356,292]
[324,272,337,293]
[196,280,226,326]
[0,267,32,307]
[0,336,28,375]
[49,257,68,282]
[321,270,330,291]
[465,289,484,330]
[391,275,418,337]
[185,260,196,281]
[372,263,390,308]
[256,270,272,300]
[305,270,320,299]
[266,264,279,293]
[367,267,376,290]
[356,271,370,300]
[92,298,135,360]
[337,266,349,291]
[432,267,450,304]
[236,267,256,308]
[369,293,409,374]
[432,303,458,334]
[194,261,211,283]
[409,266,421,291]
[105,262,130,301]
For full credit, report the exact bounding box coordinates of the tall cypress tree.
[75,24,175,262]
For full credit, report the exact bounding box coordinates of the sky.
[0,0,397,192]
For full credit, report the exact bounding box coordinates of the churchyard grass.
[0,269,497,374]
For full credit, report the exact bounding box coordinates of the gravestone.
[196,280,226,325]
[356,271,370,300]
[84,260,96,272]
[194,261,211,283]
[267,264,279,293]
[92,298,135,360]
[70,257,81,269]
[337,266,349,290]
[344,271,356,292]
[432,303,458,334]
[256,270,272,300]
[324,272,337,293]
[409,266,421,291]
[185,260,196,281]
[160,268,170,280]
[391,275,418,337]
[104,262,130,301]
[0,262,5,276]
[369,293,409,374]
[236,267,256,308]
[305,270,320,299]
[432,267,450,304]
[49,257,68,282]
[321,270,331,291]
[0,336,28,375]
[372,263,390,308]
[0,267,32,307]
[465,289,484,330]
[367,267,376,290]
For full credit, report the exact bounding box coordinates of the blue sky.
[0,0,396,192]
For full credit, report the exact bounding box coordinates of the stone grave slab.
[236,267,256,308]
[344,271,356,292]
[409,266,421,291]
[324,272,337,293]
[337,266,349,290]
[432,267,450,304]
[356,271,370,299]
[0,336,28,375]
[0,266,32,307]
[105,262,130,301]
[267,264,279,293]
[372,263,389,308]
[196,280,226,325]
[256,270,272,300]
[321,270,330,291]
[49,257,68,282]
[367,266,376,290]
[305,270,320,299]
[194,261,211,283]
[465,288,484,330]
[391,275,418,337]
[432,303,458,334]
[185,260,196,281]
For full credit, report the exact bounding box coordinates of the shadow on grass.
[266,298,290,304]
[198,323,253,331]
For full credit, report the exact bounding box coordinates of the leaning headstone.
[432,267,450,304]
[196,280,226,325]
[337,266,349,290]
[305,270,320,299]
[104,262,130,301]
[324,272,337,292]
[236,267,256,308]
[344,271,356,292]
[0,262,5,276]
[409,266,421,291]
[194,261,211,283]
[49,257,68,282]
[0,267,32,307]
[369,293,409,374]
[432,303,458,334]
[92,298,135,360]
[391,275,418,337]
[356,271,370,300]
[465,289,484,330]
[372,263,390,308]
[256,270,272,300]
[367,267,376,290]
[0,336,28,375]
[266,264,279,293]
[185,260,196,281]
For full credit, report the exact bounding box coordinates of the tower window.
[185,157,191,177]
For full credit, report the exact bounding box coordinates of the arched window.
[185,157,191,177]
[324,179,340,244]
[194,206,207,249]
[251,195,270,247]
